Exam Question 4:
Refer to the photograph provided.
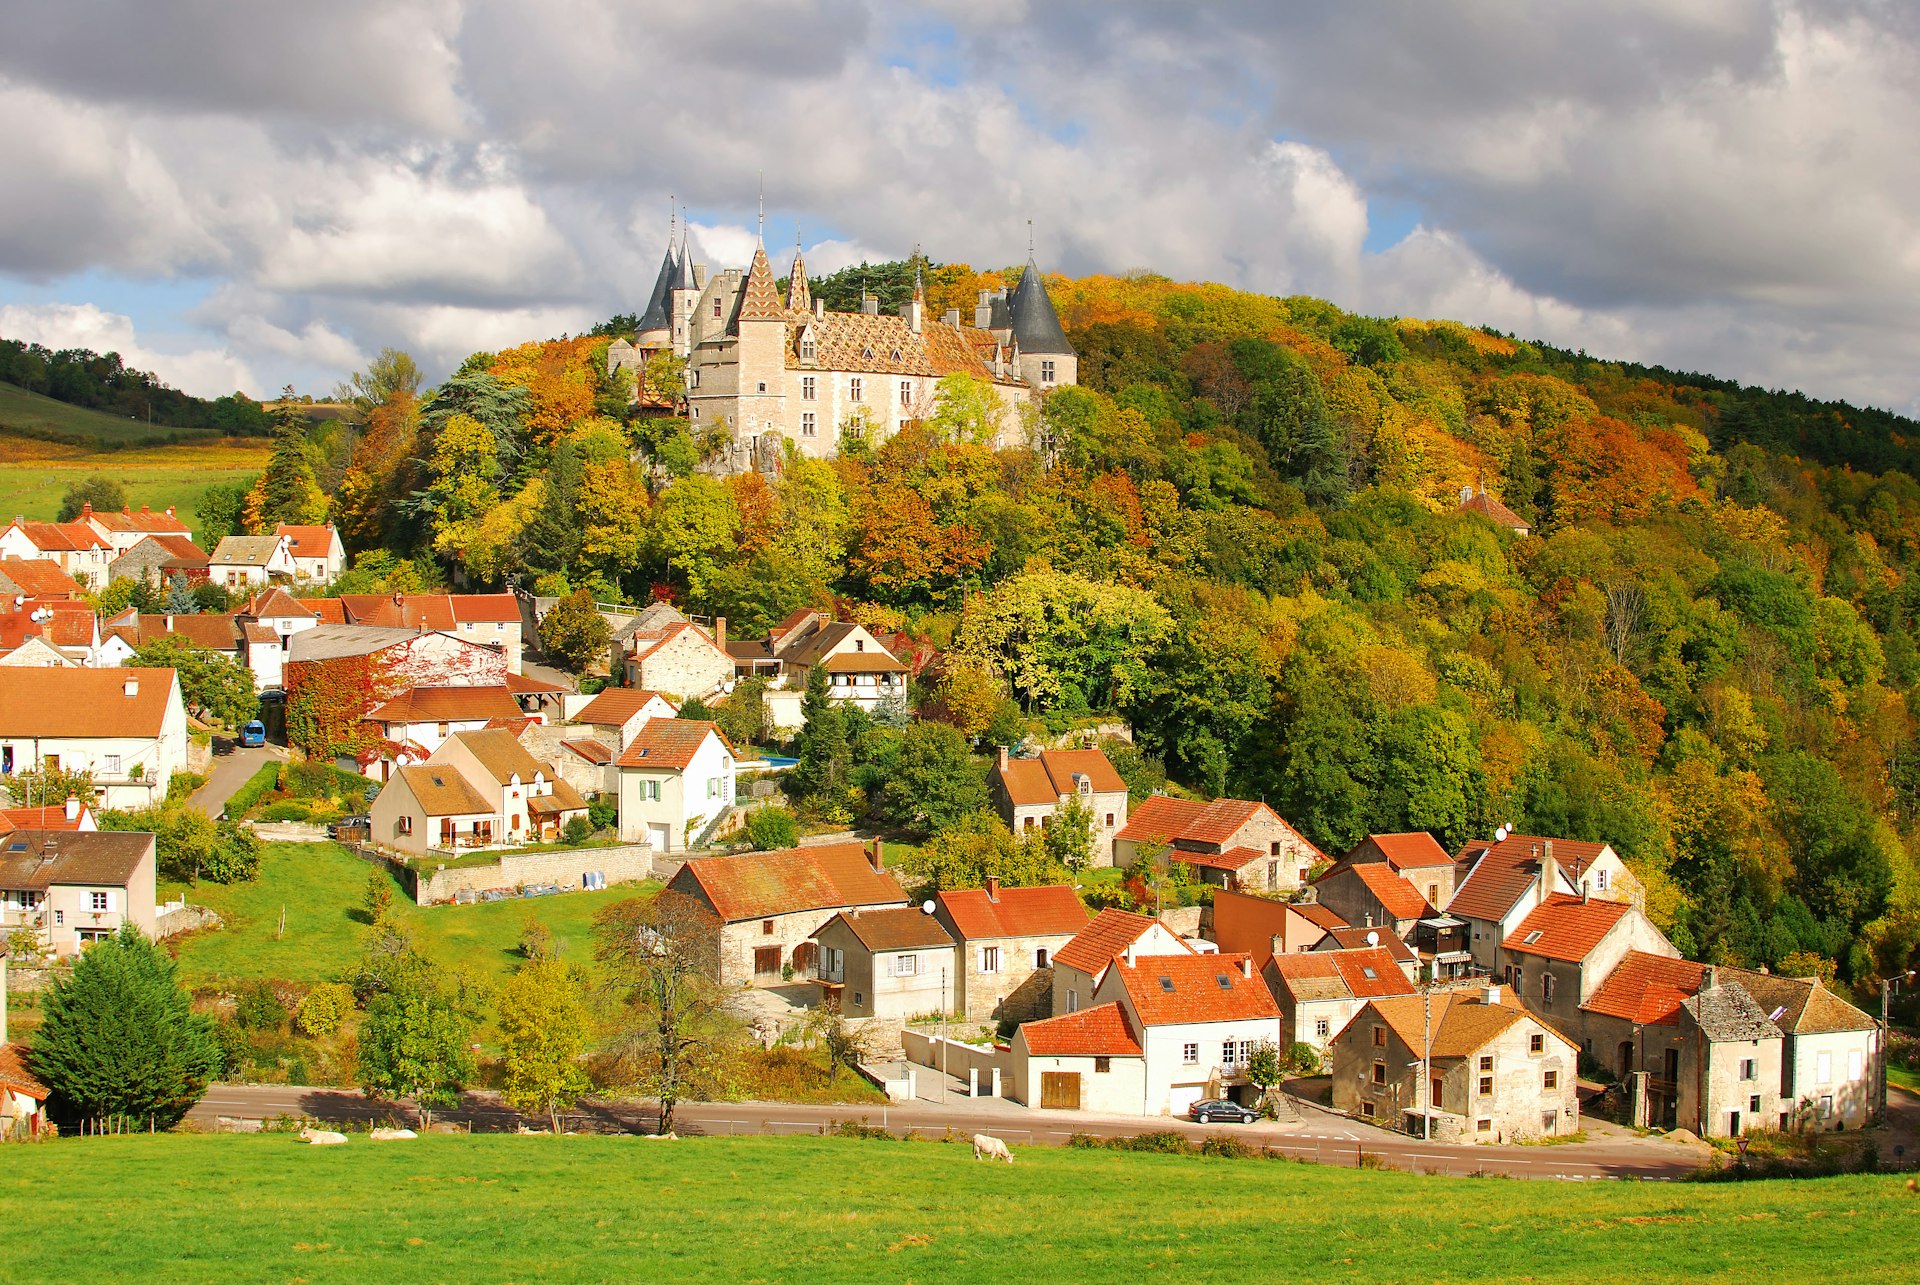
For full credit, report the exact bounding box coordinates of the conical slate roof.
[1007,257,1073,355]
[636,240,677,334]
[672,230,698,290]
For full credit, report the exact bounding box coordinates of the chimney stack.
[866,837,883,871]
[714,616,726,650]
[1538,841,1557,906]
[813,298,825,319]
[1270,933,1283,962]
[64,794,79,822]
[1363,911,1373,929]
[1124,940,1136,967]
[1238,956,1252,979]
[996,746,1009,772]
[1703,965,1719,991]
[861,294,879,316]
[975,291,995,329]
[985,875,999,902]
[123,679,138,697]
[1483,983,1503,1006]
[943,308,961,327]
[81,502,93,518]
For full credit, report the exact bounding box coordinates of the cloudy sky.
[2,0,1918,415]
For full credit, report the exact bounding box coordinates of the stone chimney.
[714,616,726,650]
[1238,956,1253,979]
[901,297,923,333]
[943,308,961,327]
[1483,983,1503,1006]
[813,298,825,319]
[1124,940,1136,967]
[64,794,79,822]
[1538,840,1557,906]
[81,502,93,519]
[1270,933,1283,961]
[866,837,883,871]
[1363,911,1374,929]
[985,876,1000,902]
[996,746,1009,772]
[1703,965,1719,991]
[861,294,880,316]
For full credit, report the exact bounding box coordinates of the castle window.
[802,376,816,401]
[899,380,912,408]
[850,377,863,402]
[688,369,700,389]
[713,297,722,318]
[801,412,816,437]
[800,334,817,361]
[757,381,767,393]
[1041,359,1055,383]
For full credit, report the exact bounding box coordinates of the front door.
[1040,1072,1081,1110]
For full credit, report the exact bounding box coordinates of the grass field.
[0,431,268,530]
[1891,1063,1920,1094]
[0,381,229,447]
[2,1133,1913,1283]
[166,842,649,985]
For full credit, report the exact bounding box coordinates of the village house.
[0,830,158,958]
[286,624,510,717]
[0,632,74,669]
[666,840,907,986]
[105,612,245,669]
[107,534,210,588]
[1263,946,1418,1058]
[0,518,112,587]
[336,593,525,674]
[1719,966,1880,1131]
[77,502,194,554]
[0,1039,48,1139]
[274,523,346,582]
[232,588,321,689]
[1311,926,1422,982]
[0,668,187,810]
[0,600,99,666]
[1209,887,1349,967]
[728,609,910,729]
[361,685,528,763]
[811,907,956,1018]
[1311,860,1435,940]
[1012,952,1281,1114]
[1458,485,1531,536]
[1450,835,1643,971]
[1114,795,1323,893]
[613,611,732,698]
[1331,985,1580,1142]
[1050,907,1196,1018]
[614,718,734,852]
[565,688,679,751]
[0,796,98,833]
[0,557,84,600]
[1340,832,1463,908]
[1497,892,1680,1043]
[1579,953,1784,1137]
[932,878,1091,1023]
[369,729,585,854]
[989,747,1130,865]
[208,534,296,589]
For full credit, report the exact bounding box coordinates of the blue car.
[239,721,266,748]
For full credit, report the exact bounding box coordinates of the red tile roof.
[364,685,524,726]
[0,557,83,598]
[1316,926,1417,963]
[616,719,726,771]
[337,592,521,629]
[559,738,614,765]
[11,520,107,552]
[1345,862,1435,921]
[1461,491,1531,531]
[1018,1002,1143,1057]
[0,1043,48,1101]
[1116,793,1319,857]
[1266,947,1418,1001]
[0,668,177,737]
[994,748,1127,807]
[1295,902,1348,931]
[937,883,1090,941]
[1172,844,1265,872]
[503,671,567,695]
[1504,893,1633,963]
[1448,835,1609,923]
[574,688,674,726]
[674,842,906,922]
[85,503,189,535]
[1362,832,1455,869]
[245,587,316,619]
[1113,953,1280,1026]
[1113,794,1205,843]
[146,535,209,567]
[0,804,89,832]
[133,613,241,651]
[1582,951,1705,1025]
[1053,907,1195,975]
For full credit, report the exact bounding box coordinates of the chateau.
[608,221,1076,471]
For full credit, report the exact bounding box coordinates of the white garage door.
[649,822,670,852]
[1167,1083,1207,1116]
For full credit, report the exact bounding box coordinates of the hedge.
[220,763,283,819]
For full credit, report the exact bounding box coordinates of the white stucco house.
[615,718,734,852]
[209,534,296,590]
[0,668,188,809]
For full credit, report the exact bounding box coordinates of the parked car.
[326,815,370,840]
[238,721,267,748]
[1187,1098,1260,1124]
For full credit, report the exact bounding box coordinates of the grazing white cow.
[298,1127,347,1146]
[972,1133,1013,1164]
[369,1128,417,1141]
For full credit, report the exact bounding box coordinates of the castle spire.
[786,234,812,314]
[1006,243,1074,356]
[737,240,784,325]
[635,202,679,336]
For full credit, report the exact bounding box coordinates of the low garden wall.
[412,843,657,905]
[901,1030,1012,1097]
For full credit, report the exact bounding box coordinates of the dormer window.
[861,346,874,361]
[800,332,817,361]
[889,348,902,362]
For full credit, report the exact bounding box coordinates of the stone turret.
[1006,255,1076,390]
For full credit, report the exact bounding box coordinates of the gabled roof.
[573,688,675,727]
[365,685,523,726]
[0,668,176,738]
[274,524,339,560]
[1683,983,1782,1042]
[995,748,1127,807]
[132,613,242,652]
[822,905,954,952]
[1053,907,1195,976]
[937,883,1089,941]
[1294,902,1348,931]
[526,778,588,816]
[1006,257,1074,356]
[9,520,107,552]
[1018,1002,1142,1057]
[0,1043,48,1101]
[1359,832,1455,870]
[1112,954,1279,1026]
[246,586,316,619]
[392,763,494,817]
[128,534,210,568]
[1342,862,1435,921]
[1717,967,1878,1036]
[1116,793,1318,856]
[675,843,906,922]
[559,738,614,765]
[0,830,154,891]
[210,535,285,566]
[1265,947,1418,1003]
[337,592,520,628]
[0,557,84,598]
[1174,844,1266,872]
[1366,992,1543,1060]
[1448,835,1611,923]
[84,503,189,535]
[1504,893,1633,964]
[445,727,547,785]
[1316,926,1418,963]
[1461,490,1530,531]
[0,804,91,832]
[502,671,567,696]
[1582,950,1706,1026]
[616,719,726,771]
[287,623,424,662]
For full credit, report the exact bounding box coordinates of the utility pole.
[1422,986,1433,1141]
[1879,970,1915,1125]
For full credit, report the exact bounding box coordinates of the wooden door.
[1040,1072,1081,1110]
[753,946,782,978]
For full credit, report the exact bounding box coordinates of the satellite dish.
[1365,930,1379,947]
[921,900,936,915]
[1495,825,1508,842]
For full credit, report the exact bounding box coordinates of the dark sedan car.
[1187,1098,1261,1124]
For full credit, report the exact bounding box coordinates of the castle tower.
[1006,254,1076,390]
[731,240,789,440]
[786,244,812,313]
[669,227,703,357]
[635,234,678,349]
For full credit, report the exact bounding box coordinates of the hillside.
[0,380,225,451]
[3,1133,1909,1283]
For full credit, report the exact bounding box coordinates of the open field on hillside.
[0,429,268,530]
[3,1133,1913,1284]
[0,381,228,447]
[165,842,649,985]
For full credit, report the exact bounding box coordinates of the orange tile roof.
[503,671,567,695]
[0,668,176,737]
[1116,793,1317,857]
[145,535,209,566]
[0,557,83,598]
[821,905,954,952]
[674,842,906,922]
[994,748,1128,807]
[937,883,1090,941]
[1346,862,1435,921]
[12,520,108,552]
[1173,844,1266,872]
[0,804,89,832]
[574,689,674,726]
[1448,835,1608,922]
[1295,902,1348,931]
[273,524,338,559]
[1582,951,1706,1025]
[1019,1002,1143,1057]
[1505,893,1633,963]
[1362,832,1455,869]
[133,613,241,651]
[365,685,524,726]
[1053,907,1194,975]
[338,592,520,629]
[85,503,189,535]
[1367,992,1537,1059]
[1113,794,1206,843]
[1316,926,1417,963]
[1113,953,1280,1026]
[1461,491,1530,531]
[616,719,726,771]
[392,763,494,817]
[560,738,614,765]
[245,587,316,619]
[1266,947,1418,1002]
[0,1043,48,1101]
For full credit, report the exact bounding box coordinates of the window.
[689,369,700,389]
[1182,1043,1198,1065]
[1740,1059,1757,1081]
[1361,1101,1376,1118]
[713,297,722,318]
[1819,1094,1834,1118]
[893,954,917,977]
[1269,842,1281,856]
[1512,968,1524,997]
[1523,930,1544,946]
[981,946,1001,973]
[1427,884,1439,905]
[1749,1094,1762,1115]
[1479,1076,1493,1096]
[397,815,412,836]
[1543,1070,1558,1090]
[853,992,863,1006]
[1479,1056,1493,1072]
[899,380,913,407]
[802,376,816,400]
[54,910,62,925]
[756,381,767,393]
[1315,1018,1330,1040]
[801,412,817,437]
[855,639,864,652]
[1477,1118,1491,1133]
[463,622,474,632]
[1529,1033,1544,1054]
[1372,1026,1386,1048]
[1094,1057,1111,1074]
[1034,948,1049,968]
[1360,967,1378,981]
[1372,1061,1386,1086]
[1596,868,1609,891]
[1298,868,1309,884]
[1222,1041,1239,1067]
[103,754,120,774]
[800,335,816,361]
[88,891,109,912]
[762,919,775,936]
[1105,813,1115,827]
[850,377,863,402]
[1240,1040,1255,1066]
[708,777,722,799]
[1816,1051,1833,1083]
[1067,990,1078,1013]
[1040,359,1055,384]
[691,406,700,419]
[1849,1050,1865,1081]
[638,780,661,802]
[1542,974,1556,1005]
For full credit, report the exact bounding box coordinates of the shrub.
[829,1118,898,1140]
[257,800,314,822]
[221,762,281,818]
[587,793,617,831]
[745,805,800,851]
[294,983,354,1038]
[562,815,592,846]
[214,1019,252,1077]
[1286,1041,1323,1075]
[234,980,288,1032]
[1200,1135,1254,1159]
[1069,1130,1195,1154]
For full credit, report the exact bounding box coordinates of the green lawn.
[0,381,226,446]
[0,440,268,531]
[2,1133,1912,1284]
[1890,1063,1920,1094]
[166,842,649,985]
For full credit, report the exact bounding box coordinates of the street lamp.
[1877,969,1916,1125]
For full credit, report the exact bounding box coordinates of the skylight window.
[1216,975,1231,989]
[1361,967,1378,980]
[1158,976,1174,992]
[1524,930,1544,945]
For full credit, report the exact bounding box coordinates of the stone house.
[1050,907,1195,1018]
[1311,861,1435,939]
[989,747,1130,866]
[334,593,526,675]
[1720,966,1880,1131]
[811,906,955,1019]
[1114,795,1323,893]
[0,830,158,958]
[360,685,528,773]
[932,878,1090,1023]
[1263,946,1417,1058]
[1497,892,1680,1047]
[0,668,188,810]
[208,534,296,589]
[614,719,734,852]
[618,619,732,699]
[1331,985,1580,1142]
[565,688,679,751]
[77,502,193,554]
[666,840,907,987]
[285,626,511,737]
[1459,486,1532,536]
[1006,1003,1148,1115]
[1449,835,1643,971]
[1340,832,1462,909]
[1209,888,1348,968]
[728,608,910,730]
[107,535,209,587]
[0,557,84,600]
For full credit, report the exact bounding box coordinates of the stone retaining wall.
[412,843,657,905]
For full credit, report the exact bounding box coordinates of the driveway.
[189,743,284,818]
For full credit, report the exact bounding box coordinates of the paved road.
[188,1083,1712,1180]
[187,744,283,817]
